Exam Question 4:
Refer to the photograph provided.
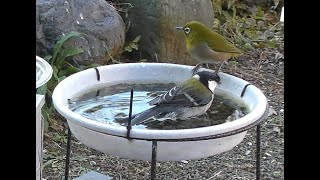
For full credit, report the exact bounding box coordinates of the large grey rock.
[36,0,125,65]
[125,0,214,65]
[36,5,47,56]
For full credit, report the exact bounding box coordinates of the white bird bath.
[52,63,268,164]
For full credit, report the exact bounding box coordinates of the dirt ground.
[42,45,284,180]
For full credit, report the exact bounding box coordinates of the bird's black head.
[194,71,221,91]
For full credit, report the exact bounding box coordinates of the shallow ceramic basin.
[52,63,268,161]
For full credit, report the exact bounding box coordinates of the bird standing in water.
[176,21,242,75]
[115,71,221,126]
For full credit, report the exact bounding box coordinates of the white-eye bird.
[176,21,243,75]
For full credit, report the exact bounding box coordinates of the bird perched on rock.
[176,21,242,75]
[116,71,221,126]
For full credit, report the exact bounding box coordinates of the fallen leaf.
[259,51,268,60]
[265,152,272,157]
[273,126,281,133]
[275,52,283,60]
[268,107,278,117]
[50,122,63,131]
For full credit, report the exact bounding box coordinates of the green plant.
[106,35,142,64]
[211,0,284,52]
[123,35,141,53]
[37,31,99,131]
[107,1,144,63]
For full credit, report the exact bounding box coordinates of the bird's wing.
[190,42,238,61]
[148,85,180,105]
[148,79,212,107]
[206,31,242,55]
[190,42,218,60]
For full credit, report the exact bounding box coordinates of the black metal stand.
[63,124,263,180]
[151,141,158,180]
[126,89,134,139]
[256,124,261,180]
[64,127,72,180]
[63,70,267,180]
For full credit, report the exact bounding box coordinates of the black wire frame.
[63,68,269,180]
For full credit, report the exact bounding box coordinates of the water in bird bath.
[68,82,249,130]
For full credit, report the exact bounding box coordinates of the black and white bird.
[116,71,221,126]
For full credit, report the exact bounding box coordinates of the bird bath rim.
[52,63,268,140]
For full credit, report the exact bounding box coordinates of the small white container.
[36,95,45,180]
[36,56,52,180]
[36,56,53,89]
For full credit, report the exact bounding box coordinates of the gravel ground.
[42,47,284,180]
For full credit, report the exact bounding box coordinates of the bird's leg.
[216,60,226,74]
[192,62,206,75]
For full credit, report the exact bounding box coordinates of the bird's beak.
[175,26,184,30]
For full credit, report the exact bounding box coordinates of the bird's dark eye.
[184,27,191,34]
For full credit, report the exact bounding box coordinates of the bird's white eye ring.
[184,27,190,34]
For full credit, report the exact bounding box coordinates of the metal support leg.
[256,124,261,180]
[65,127,72,180]
[126,89,134,139]
[151,141,158,180]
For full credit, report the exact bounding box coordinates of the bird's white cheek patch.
[208,81,218,92]
[192,74,200,80]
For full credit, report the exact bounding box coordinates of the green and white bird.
[176,21,243,75]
